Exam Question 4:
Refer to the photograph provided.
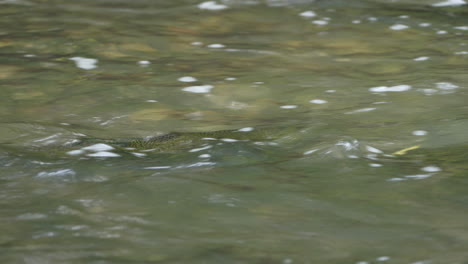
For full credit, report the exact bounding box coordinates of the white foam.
[199,154,211,158]
[280,105,298,109]
[345,108,376,114]
[299,11,316,17]
[413,56,429,61]
[221,138,238,142]
[437,30,447,34]
[421,166,441,172]
[432,0,466,7]
[390,24,409,30]
[69,57,98,70]
[309,99,328,104]
[131,152,146,157]
[191,41,203,45]
[369,163,383,167]
[454,26,468,30]
[304,149,319,155]
[198,1,228,10]
[67,149,85,156]
[144,166,172,170]
[225,77,236,81]
[312,20,328,25]
[376,256,391,262]
[146,100,158,103]
[366,146,383,154]
[138,60,151,65]
[455,51,468,55]
[419,23,431,27]
[369,85,412,92]
[17,213,47,220]
[87,151,120,157]
[238,127,254,132]
[182,85,214,93]
[412,130,428,136]
[207,43,225,48]
[37,169,76,178]
[189,145,212,152]
[82,143,114,152]
[436,82,459,90]
[178,76,197,82]
[388,177,406,182]
[405,174,432,180]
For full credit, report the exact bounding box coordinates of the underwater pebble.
[421,166,441,172]
[182,85,214,93]
[299,11,316,17]
[178,76,197,82]
[198,1,228,10]
[87,152,120,157]
[69,57,98,70]
[309,99,328,104]
[390,24,408,30]
[412,130,428,136]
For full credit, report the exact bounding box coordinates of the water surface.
[1,0,468,263]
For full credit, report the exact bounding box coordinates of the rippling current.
[0,0,467,263]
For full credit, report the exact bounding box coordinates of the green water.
[1,0,468,263]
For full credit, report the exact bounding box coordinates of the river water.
[1,0,467,263]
